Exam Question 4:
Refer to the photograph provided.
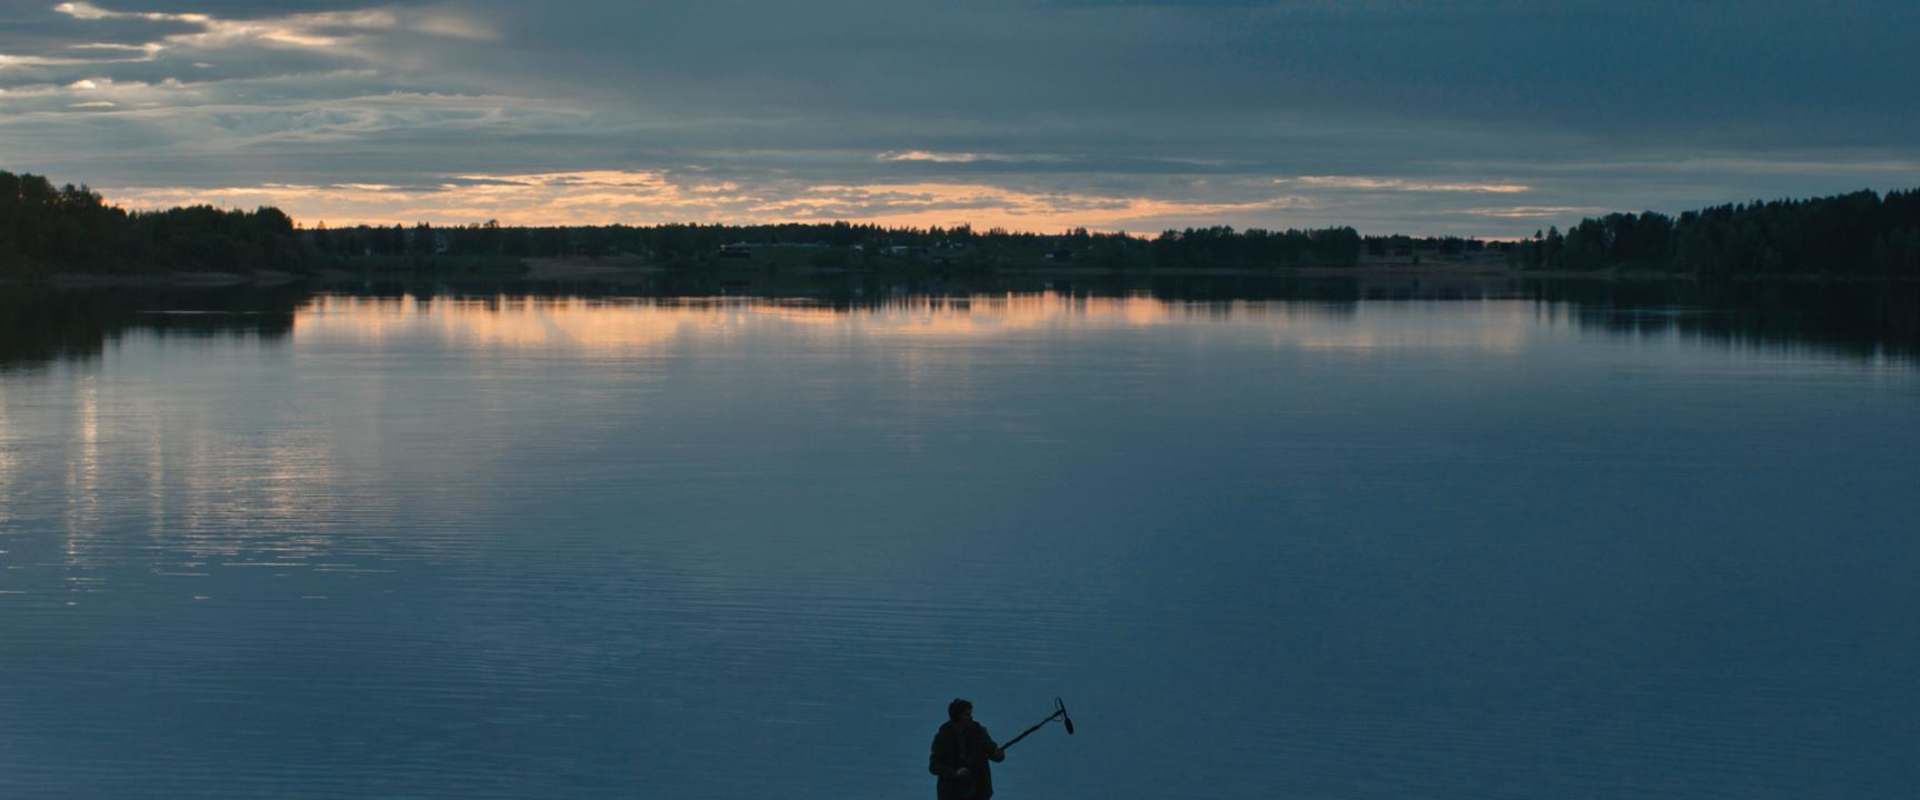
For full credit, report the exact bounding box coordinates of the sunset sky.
[3,0,1918,235]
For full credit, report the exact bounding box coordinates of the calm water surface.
[2,288,1917,798]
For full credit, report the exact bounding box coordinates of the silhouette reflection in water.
[2,276,1916,370]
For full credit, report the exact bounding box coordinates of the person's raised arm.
[984,728,1005,763]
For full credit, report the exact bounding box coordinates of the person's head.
[947,698,973,723]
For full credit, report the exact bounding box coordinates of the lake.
[2,278,1917,798]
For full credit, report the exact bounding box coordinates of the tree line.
[0,169,1367,273]
[8,168,1920,278]
[1,171,1370,274]
[1,171,305,276]
[307,220,1366,269]
[1507,189,1920,277]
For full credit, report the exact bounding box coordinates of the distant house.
[1044,248,1074,262]
[719,243,753,259]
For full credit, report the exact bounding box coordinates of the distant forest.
[1507,189,1920,277]
[4,169,1918,279]
[1,171,303,276]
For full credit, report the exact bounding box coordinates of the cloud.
[50,2,387,49]
[1284,176,1532,194]
[2,1,494,91]
[878,151,997,164]
[1461,206,1602,220]
[5,1,1920,237]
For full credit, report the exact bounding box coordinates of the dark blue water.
[2,290,1917,798]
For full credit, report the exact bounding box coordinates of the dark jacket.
[929,719,1003,800]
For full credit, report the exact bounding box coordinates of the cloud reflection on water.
[6,292,1540,581]
[15,284,1897,592]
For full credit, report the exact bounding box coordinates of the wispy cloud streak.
[1283,176,1532,194]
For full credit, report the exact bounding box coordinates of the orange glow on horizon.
[103,172,1316,235]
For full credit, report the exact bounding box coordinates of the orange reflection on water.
[291,292,1289,352]
[291,292,1540,357]
[753,293,1182,338]
[296,295,725,353]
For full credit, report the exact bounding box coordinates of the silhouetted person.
[930,698,1005,800]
